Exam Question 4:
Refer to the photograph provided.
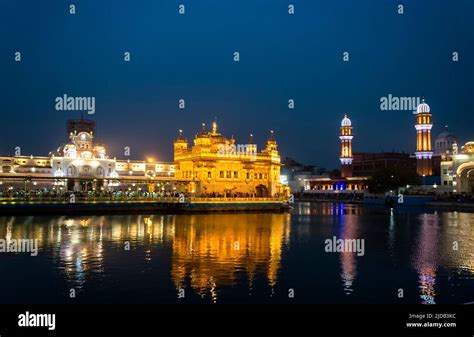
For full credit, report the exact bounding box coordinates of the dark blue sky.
[1,0,473,168]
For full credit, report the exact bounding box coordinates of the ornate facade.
[173,120,285,197]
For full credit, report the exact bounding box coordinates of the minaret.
[414,99,433,176]
[340,114,353,178]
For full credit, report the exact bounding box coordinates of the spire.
[248,133,255,144]
[197,123,208,137]
[176,129,186,142]
[212,117,217,134]
[269,130,275,141]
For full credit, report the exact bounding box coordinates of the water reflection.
[0,204,473,304]
[413,213,440,304]
[338,208,360,295]
[0,213,291,302]
[171,214,291,302]
[412,211,474,304]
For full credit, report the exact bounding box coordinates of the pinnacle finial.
[212,118,217,133]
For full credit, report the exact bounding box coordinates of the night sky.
[1,0,473,168]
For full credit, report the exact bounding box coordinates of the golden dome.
[461,141,474,154]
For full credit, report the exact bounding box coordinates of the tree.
[367,168,420,194]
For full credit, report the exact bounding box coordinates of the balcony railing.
[0,195,288,203]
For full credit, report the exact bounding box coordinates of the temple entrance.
[456,163,474,193]
[255,184,268,197]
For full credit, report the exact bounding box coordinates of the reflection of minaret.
[340,114,353,178]
[413,213,440,304]
[414,99,433,176]
[339,208,359,294]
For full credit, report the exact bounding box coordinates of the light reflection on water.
[0,202,472,304]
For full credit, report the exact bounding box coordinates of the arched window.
[67,166,76,176]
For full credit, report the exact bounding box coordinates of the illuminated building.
[440,141,474,193]
[414,99,434,176]
[173,120,286,197]
[428,123,474,192]
[0,117,174,192]
[280,157,329,193]
[340,114,353,178]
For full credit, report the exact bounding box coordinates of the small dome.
[341,114,351,127]
[435,132,457,143]
[416,99,430,113]
[434,126,458,154]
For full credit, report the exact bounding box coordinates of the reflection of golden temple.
[170,213,290,300]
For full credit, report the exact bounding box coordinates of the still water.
[0,202,473,304]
